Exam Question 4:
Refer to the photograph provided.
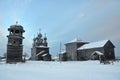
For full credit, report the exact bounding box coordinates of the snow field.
[0,61,120,80]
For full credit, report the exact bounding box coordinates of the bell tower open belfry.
[6,22,25,63]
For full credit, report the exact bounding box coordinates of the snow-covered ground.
[0,61,120,80]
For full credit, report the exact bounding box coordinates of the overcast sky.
[0,0,120,58]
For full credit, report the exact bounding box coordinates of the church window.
[11,29,14,34]
[13,41,16,44]
[15,30,19,33]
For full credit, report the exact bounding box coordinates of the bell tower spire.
[16,21,18,25]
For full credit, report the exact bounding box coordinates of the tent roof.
[78,40,109,50]
[66,38,88,44]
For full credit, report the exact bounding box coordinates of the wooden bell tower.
[6,22,25,63]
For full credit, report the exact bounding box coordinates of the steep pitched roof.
[78,40,109,50]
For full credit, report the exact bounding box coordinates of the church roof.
[66,38,88,44]
[42,53,48,57]
[70,38,82,42]
[91,51,104,55]
[36,45,49,48]
[9,22,25,32]
[78,40,109,50]
[36,50,45,56]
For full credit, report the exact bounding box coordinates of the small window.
[11,30,14,32]
[13,41,16,44]
[21,31,22,35]
[11,30,14,34]
[15,30,19,33]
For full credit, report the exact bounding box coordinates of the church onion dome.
[44,36,47,40]
[43,34,47,40]
[33,37,36,41]
[44,37,47,40]
[38,32,42,38]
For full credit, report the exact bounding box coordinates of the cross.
[44,33,46,37]
[16,21,18,25]
[34,34,35,38]
[39,28,41,33]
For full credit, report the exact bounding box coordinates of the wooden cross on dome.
[16,21,18,25]
[39,28,41,33]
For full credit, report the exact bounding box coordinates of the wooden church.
[59,38,115,61]
[31,31,51,61]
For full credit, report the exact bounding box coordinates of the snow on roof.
[60,51,66,54]
[53,56,59,59]
[36,45,48,48]
[66,38,87,44]
[78,40,109,50]
[36,50,45,56]
[91,51,104,55]
[70,38,82,42]
[42,53,48,57]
